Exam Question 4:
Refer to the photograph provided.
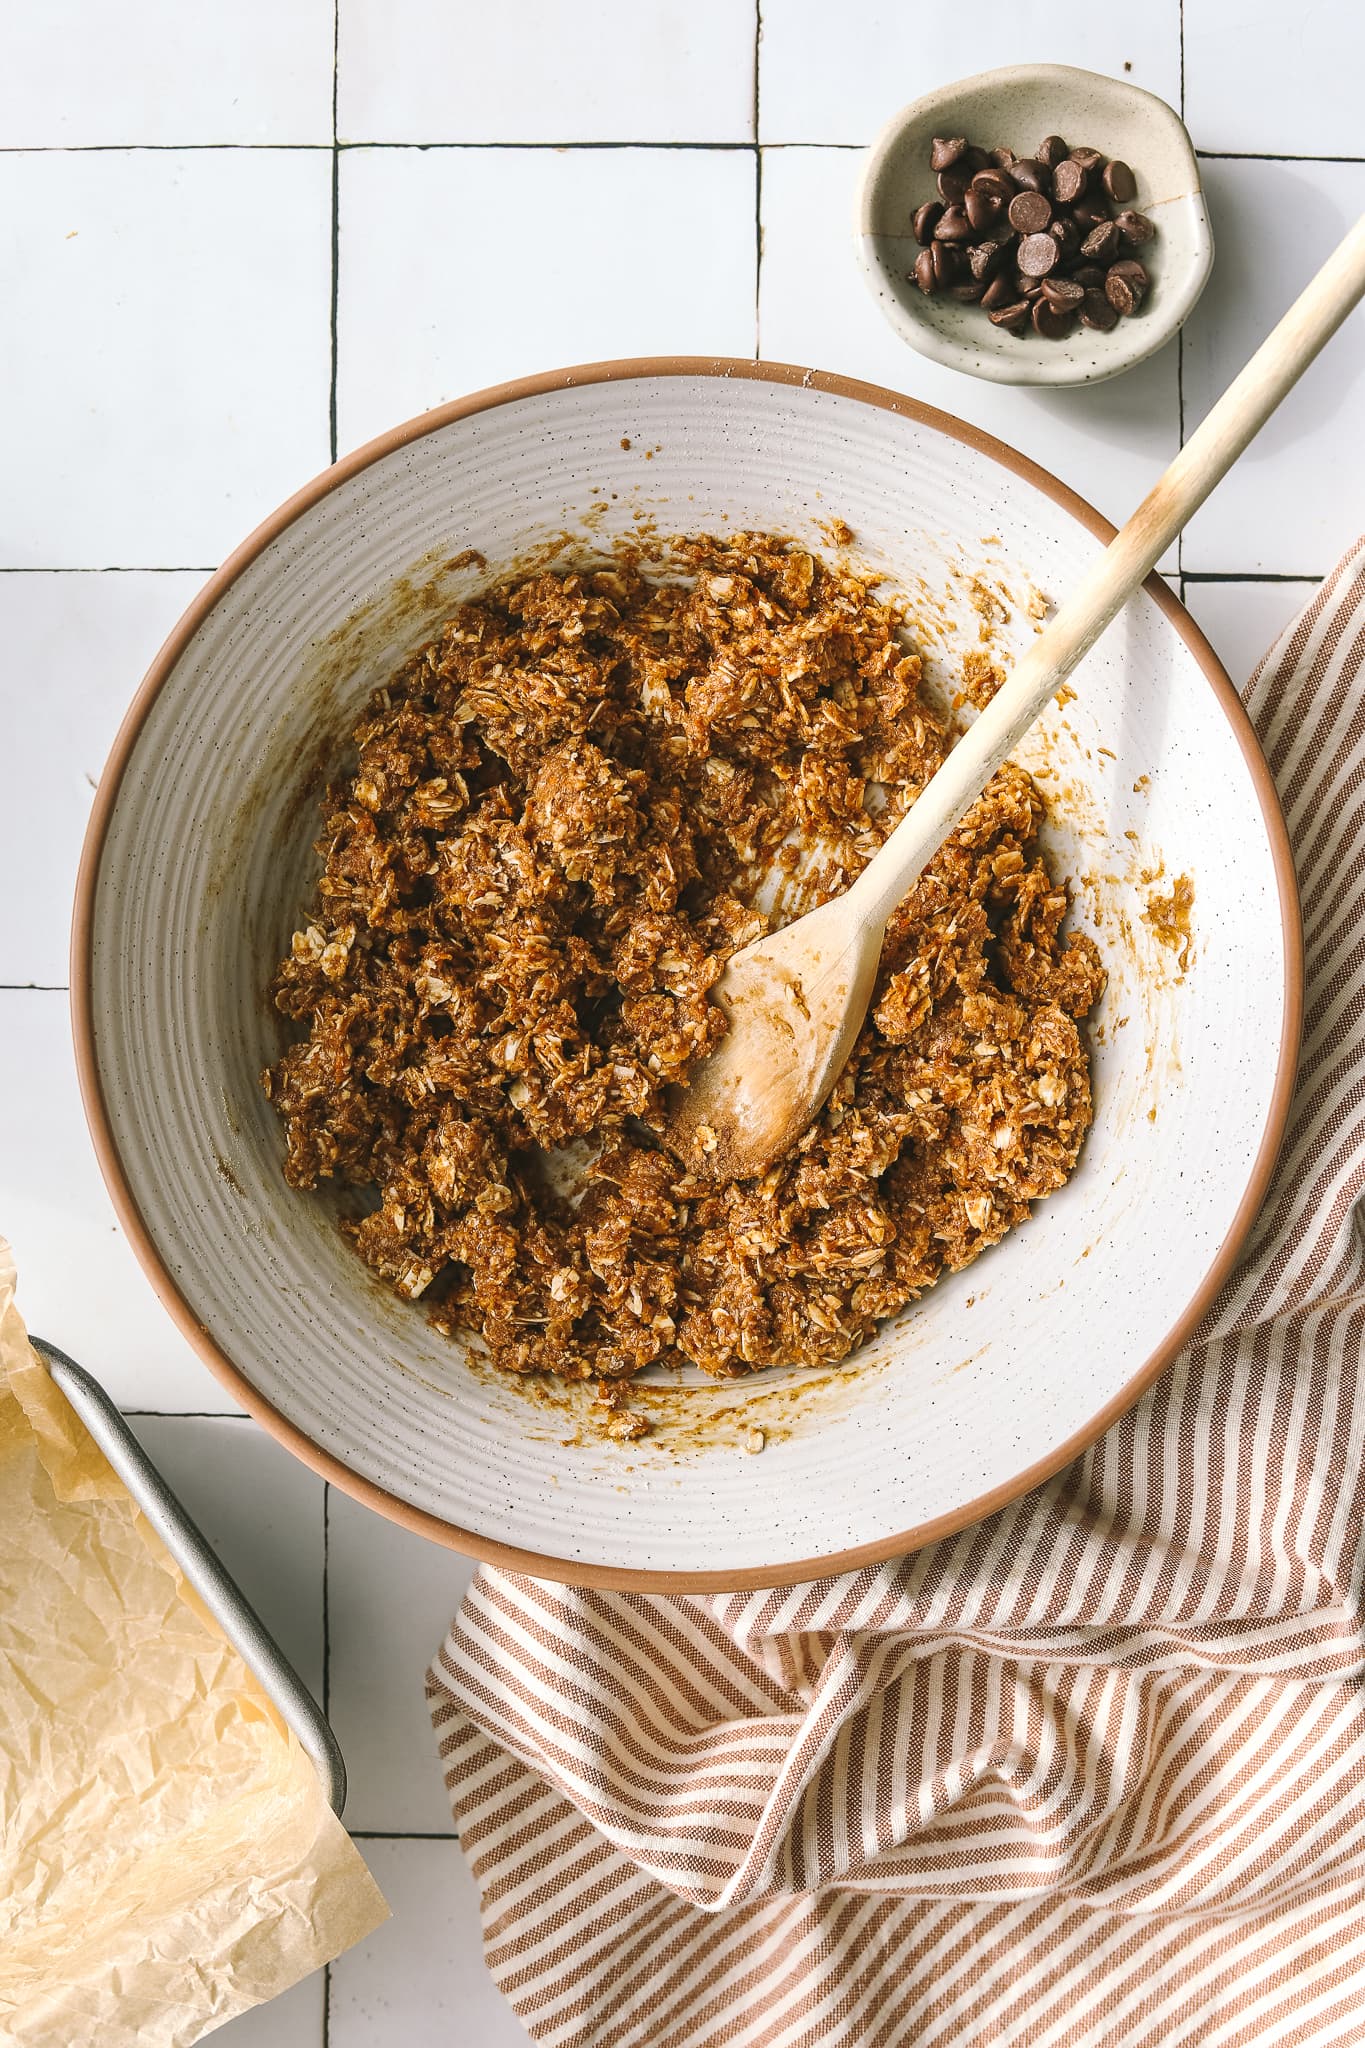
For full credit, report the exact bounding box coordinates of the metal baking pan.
[30,1336,346,1817]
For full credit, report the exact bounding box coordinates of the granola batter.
[264,535,1105,1397]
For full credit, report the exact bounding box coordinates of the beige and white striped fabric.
[429,540,1365,2048]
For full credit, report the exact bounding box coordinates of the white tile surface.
[329,1838,534,2048]
[326,1490,474,1834]
[0,990,240,1411]
[1181,158,1365,576]
[758,0,1182,144]
[339,0,756,143]
[1185,0,1361,156]
[0,149,332,568]
[0,571,206,987]
[335,145,757,451]
[0,1,334,145]
[133,1416,327,1697]
[216,1970,327,2046]
[1183,578,1320,693]
[759,146,1181,563]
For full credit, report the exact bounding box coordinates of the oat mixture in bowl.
[74,360,1296,1582]
[264,532,1105,1407]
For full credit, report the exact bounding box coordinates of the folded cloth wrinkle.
[429,540,1365,2048]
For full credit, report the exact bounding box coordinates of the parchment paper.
[0,1240,388,2046]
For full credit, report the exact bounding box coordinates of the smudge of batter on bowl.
[413,1324,903,1460]
[967,573,1011,633]
[958,648,1006,709]
[1143,872,1195,975]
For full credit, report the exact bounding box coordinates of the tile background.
[3,2,1356,2040]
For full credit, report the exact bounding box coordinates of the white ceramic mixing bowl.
[73,360,1300,1588]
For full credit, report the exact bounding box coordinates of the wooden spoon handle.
[846,211,1365,933]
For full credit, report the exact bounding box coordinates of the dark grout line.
[1176,328,1185,575]
[329,0,340,466]
[1176,334,1185,574]
[0,138,767,154]
[1196,150,1365,164]
[5,138,1361,164]
[0,564,215,574]
[338,138,759,152]
[121,1409,251,1418]
[321,1487,334,2048]
[1176,0,1185,578]
[322,1483,332,1718]
[752,1,762,357]
[347,1830,458,1841]
[752,0,762,149]
[1181,571,1323,584]
[0,142,333,153]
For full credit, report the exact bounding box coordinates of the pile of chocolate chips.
[911,133,1156,339]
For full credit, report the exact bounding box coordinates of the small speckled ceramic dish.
[73,360,1298,1590]
[857,64,1213,386]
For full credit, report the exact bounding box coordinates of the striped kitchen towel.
[428,539,1365,2048]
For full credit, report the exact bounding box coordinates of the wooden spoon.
[670,214,1365,1182]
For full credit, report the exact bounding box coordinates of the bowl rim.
[855,61,1214,388]
[70,355,1304,1589]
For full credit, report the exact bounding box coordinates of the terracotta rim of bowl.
[70,356,1304,1590]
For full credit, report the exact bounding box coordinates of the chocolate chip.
[1070,194,1110,230]
[968,235,1011,280]
[1010,158,1050,193]
[1116,208,1155,246]
[965,186,1002,232]
[915,125,1157,344]
[933,204,974,242]
[1007,189,1052,234]
[912,200,943,244]
[1052,157,1088,205]
[970,168,1016,203]
[1104,270,1141,316]
[1032,296,1077,340]
[1103,159,1137,203]
[1080,219,1121,264]
[1017,232,1059,277]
